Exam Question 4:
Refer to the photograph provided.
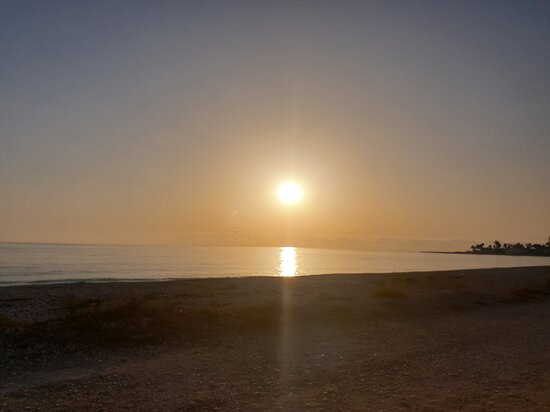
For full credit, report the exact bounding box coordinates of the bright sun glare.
[277,181,303,205]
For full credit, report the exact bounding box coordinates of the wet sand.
[1,266,550,411]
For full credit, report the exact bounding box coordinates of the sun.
[277,181,303,205]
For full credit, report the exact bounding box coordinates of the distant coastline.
[425,238,550,257]
[425,251,550,257]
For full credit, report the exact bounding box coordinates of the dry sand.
[1,266,549,411]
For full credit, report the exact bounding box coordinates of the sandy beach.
[1,266,549,411]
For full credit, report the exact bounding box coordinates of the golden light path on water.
[279,247,297,276]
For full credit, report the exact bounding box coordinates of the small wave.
[0,277,178,287]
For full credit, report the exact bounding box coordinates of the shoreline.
[2,264,550,288]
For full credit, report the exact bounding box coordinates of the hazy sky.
[1,1,549,248]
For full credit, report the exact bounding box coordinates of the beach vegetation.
[468,238,550,256]
[370,287,407,299]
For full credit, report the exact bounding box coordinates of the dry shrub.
[370,287,407,299]
[0,314,20,329]
[48,298,283,349]
[509,288,546,301]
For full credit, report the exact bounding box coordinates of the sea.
[1,243,549,286]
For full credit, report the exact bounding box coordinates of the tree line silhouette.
[468,238,550,256]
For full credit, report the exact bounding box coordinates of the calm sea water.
[0,243,549,286]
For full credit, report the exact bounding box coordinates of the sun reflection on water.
[279,247,297,277]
